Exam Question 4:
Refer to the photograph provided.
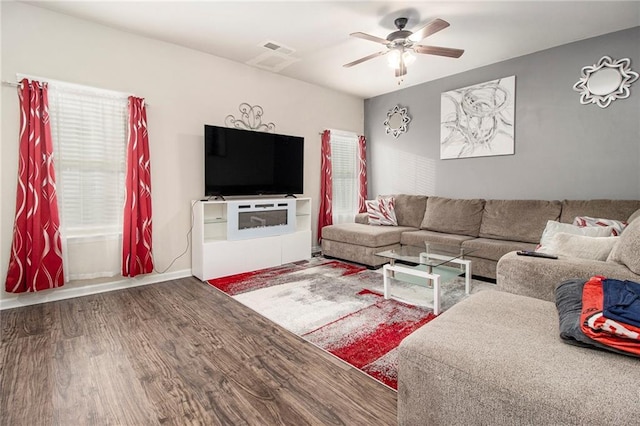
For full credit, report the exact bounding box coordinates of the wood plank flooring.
[0,277,397,425]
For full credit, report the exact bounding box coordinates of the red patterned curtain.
[357,135,368,213]
[5,79,65,293]
[122,96,153,277]
[317,130,333,243]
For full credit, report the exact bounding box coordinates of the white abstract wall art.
[440,75,515,159]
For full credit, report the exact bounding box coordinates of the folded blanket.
[580,276,640,357]
[603,279,640,328]
[554,279,633,356]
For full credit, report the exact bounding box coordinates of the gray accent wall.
[364,27,640,201]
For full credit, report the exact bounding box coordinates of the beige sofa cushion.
[608,215,640,274]
[480,200,561,243]
[559,199,640,223]
[393,194,428,228]
[498,251,640,302]
[628,208,640,224]
[462,238,536,261]
[321,239,398,267]
[354,212,369,224]
[421,196,485,237]
[400,230,475,248]
[320,222,415,248]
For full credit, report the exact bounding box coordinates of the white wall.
[1,2,363,304]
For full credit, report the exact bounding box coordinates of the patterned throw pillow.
[366,197,398,226]
[573,216,628,236]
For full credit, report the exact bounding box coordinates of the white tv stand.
[192,197,312,281]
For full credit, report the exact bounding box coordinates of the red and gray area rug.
[207,257,486,389]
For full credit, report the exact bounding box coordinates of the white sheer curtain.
[47,81,128,281]
[330,131,359,224]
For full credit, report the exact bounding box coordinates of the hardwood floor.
[0,277,397,425]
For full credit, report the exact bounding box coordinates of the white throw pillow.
[536,220,613,254]
[551,232,618,261]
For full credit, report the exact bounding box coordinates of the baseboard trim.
[0,269,193,311]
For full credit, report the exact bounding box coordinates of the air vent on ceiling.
[246,51,299,73]
[247,40,298,72]
[260,40,295,56]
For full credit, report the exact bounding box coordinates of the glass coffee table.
[376,244,475,315]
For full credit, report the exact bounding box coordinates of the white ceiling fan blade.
[350,32,391,45]
[413,45,464,58]
[343,50,388,68]
[408,18,450,42]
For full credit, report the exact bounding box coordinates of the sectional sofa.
[323,195,640,423]
[397,211,640,425]
[320,195,640,279]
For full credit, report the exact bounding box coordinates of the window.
[330,132,359,224]
[47,81,129,280]
[48,84,128,237]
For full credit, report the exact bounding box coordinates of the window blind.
[330,132,359,224]
[48,84,128,237]
[47,82,129,281]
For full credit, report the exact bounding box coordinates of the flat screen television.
[204,125,304,197]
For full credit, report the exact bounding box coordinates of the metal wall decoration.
[573,56,639,108]
[441,76,515,159]
[383,105,411,138]
[225,103,276,132]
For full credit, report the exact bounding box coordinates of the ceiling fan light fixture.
[403,50,416,66]
[387,49,415,69]
[387,49,401,68]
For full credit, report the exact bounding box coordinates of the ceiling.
[23,1,640,99]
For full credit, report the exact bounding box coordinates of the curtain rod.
[2,78,149,105]
[318,129,359,136]
[2,80,25,87]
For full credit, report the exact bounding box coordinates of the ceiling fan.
[344,17,464,78]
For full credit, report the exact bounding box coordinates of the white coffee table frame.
[382,252,472,315]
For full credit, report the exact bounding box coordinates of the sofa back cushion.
[608,215,640,274]
[559,200,640,223]
[480,200,561,243]
[421,197,485,237]
[392,194,428,228]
